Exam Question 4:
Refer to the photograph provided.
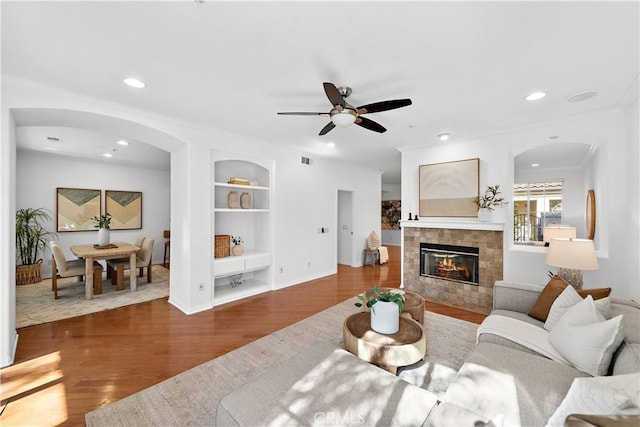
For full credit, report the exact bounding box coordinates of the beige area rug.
[16,265,169,328]
[86,297,479,426]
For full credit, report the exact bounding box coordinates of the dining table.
[70,242,140,300]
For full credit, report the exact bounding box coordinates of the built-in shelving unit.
[212,155,273,306]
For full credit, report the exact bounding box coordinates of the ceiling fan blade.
[319,122,336,135]
[356,116,387,133]
[356,99,412,114]
[323,82,345,107]
[277,112,330,116]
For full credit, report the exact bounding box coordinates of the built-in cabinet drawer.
[245,253,271,270]
[213,252,271,278]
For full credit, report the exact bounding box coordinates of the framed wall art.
[56,187,101,232]
[381,200,401,230]
[105,190,143,230]
[419,158,479,217]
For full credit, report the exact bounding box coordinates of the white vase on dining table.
[98,228,110,246]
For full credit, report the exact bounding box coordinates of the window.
[513,180,563,243]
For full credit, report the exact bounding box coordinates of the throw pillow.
[544,285,583,331]
[366,231,380,250]
[544,286,613,330]
[528,275,612,323]
[528,275,569,322]
[549,296,625,376]
[545,373,640,427]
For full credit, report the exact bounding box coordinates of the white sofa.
[215,280,640,426]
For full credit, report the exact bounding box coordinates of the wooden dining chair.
[50,241,103,299]
[107,237,154,290]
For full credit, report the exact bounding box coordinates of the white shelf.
[214,208,270,213]
[212,155,273,307]
[214,182,269,191]
[213,279,271,306]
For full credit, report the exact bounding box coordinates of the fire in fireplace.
[420,243,479,286]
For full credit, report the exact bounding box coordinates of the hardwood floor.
[1,246,485,426]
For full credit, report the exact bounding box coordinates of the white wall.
[401,109,639,301]
[382,183,401,246]
[16,149,170,275]
[1,77,382,365]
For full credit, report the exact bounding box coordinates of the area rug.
[85,297,478,426]
[16,265,169,328]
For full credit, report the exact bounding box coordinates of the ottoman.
[215,342,438,426]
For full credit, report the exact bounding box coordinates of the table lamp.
[543,225,576,246]
[545,238,599,289]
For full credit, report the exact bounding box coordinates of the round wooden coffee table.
[343,312,426,374]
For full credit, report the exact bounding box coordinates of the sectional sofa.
[214,280,640,426]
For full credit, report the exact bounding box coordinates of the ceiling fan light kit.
[278,82,412,136]
[331,110,357,127]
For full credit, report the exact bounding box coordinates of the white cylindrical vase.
[477,208,492,222]
[370,301,400,334]
[98,228,110,246]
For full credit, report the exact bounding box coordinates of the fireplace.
[420,243,479,286]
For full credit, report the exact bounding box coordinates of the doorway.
[337,190,355,266]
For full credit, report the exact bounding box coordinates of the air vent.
[566,91,598,103]
[301,156,311,165]
[46,136,62,143]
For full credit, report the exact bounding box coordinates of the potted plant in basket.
[16,207,57,285]
[91,213,112,246]
[355,286,405,334]
[474,185,508,222]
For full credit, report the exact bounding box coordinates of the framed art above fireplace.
[419,158,479,217]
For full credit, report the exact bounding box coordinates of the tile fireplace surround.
[402,221,503,314]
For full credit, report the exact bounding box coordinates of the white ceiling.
[2,1,638,183]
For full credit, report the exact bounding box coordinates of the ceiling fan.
[277,82,412,135]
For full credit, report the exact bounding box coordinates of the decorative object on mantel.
[408,212,413,221]
[227,191,240,209]
[214,235,231,258]
[230,273,244,288]
[413,214,419,221]
[231,235,244,256]
[91,213,112,246]
[240,192,252,209]
[419,158,479,218]
[228,177,250,186]
[475,185,507,222]
[355,286,405,334]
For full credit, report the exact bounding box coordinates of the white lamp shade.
[543,225,576,243]
[545,238,599,270]
[331,111,356,127]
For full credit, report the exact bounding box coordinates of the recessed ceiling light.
[123,78,146,89]
[327,142,335,147]
[531,163,540,167]
[103,153,113,158]
[548,135,559,140]
[525,92,546,101]
[437,133,451,141]
[566,91,598,103]
[117,140,129,146]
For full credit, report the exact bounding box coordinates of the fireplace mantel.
[401,220,504,232]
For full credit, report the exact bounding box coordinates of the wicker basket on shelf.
[214,235,231,258]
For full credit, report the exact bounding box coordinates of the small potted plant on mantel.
[91,213,112,246]
[474,185,508,222]
[355,286,405,334]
